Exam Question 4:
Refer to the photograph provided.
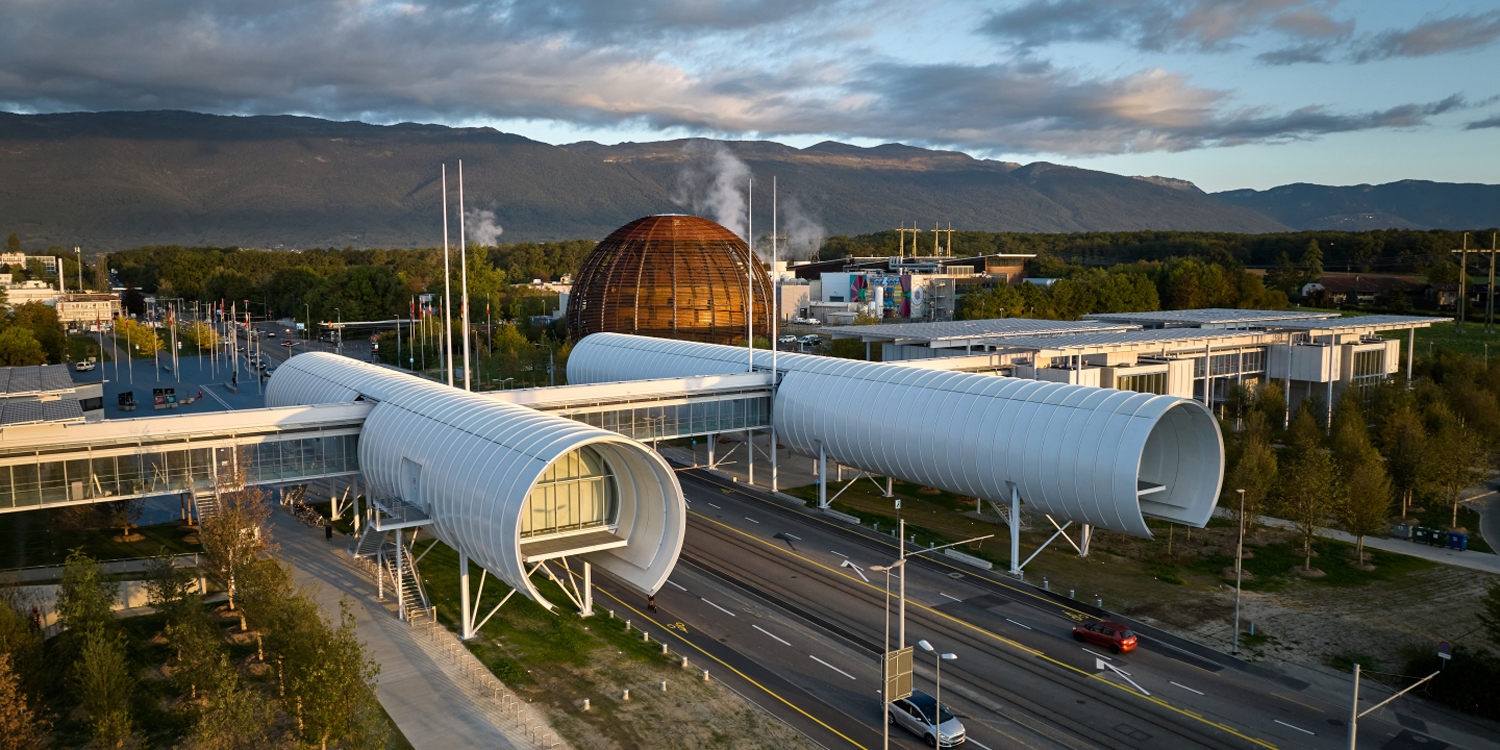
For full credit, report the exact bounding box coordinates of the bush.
[1403,649,1500,720]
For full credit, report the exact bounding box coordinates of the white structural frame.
[267,353,686,618]
[568,333,1224,538]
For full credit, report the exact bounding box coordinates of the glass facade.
[1352,348,1385,390]
[564,396,770,441]
[0,433,360,510]
[1116,372,1168,395]
[520,445,618,538]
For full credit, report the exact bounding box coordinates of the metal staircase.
[350,526,431,622]
[352,527,387,558]
[192,491,222,524]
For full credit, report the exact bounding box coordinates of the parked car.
[791,316,808,324]
[281,341,295,348]
[1072,620,1138,654]
[267,331,276,338]
[797,334,821,346]
[804,317,820,325]
[888,690,965,747]
[74,361,96,372]
[777,334,799,345]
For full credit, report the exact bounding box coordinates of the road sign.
[884,647,913,701]
[1438,641,1452,660]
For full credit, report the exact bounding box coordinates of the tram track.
[683,509,1274,750]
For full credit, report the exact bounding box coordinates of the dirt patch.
[1290,566,1326,578]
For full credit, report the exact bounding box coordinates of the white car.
[889,691,966,747]
[777,334,799,345]
[805,317,821,325]
[74,361,96,372]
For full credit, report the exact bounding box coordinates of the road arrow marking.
[1097,659,1150,696]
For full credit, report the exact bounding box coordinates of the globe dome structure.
[567,214,774,345]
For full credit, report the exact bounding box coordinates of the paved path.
[270,513,568,750]
[1211,508,1500,575]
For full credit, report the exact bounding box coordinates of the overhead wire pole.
[459,159,472,392]
[771,176,778,494]
[747,176,754,373]
[1455,232,1469,335]
[441,164,455,387]
[1489,232,1497,335]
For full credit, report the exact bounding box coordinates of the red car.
[1073,620,1138,654]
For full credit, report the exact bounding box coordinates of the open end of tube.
[1137,400,1224,528]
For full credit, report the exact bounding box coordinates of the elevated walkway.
[488,372,773,442]
[0,402,370,513]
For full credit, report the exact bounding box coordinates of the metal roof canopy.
[818,318,1135,347]
[1082,308,1339,327]
[989,327,1284,353]
[488,372,772,411]
[1267,314,1450,332]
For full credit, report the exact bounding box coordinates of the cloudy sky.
[1,0,1496,191]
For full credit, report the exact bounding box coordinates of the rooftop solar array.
[1081,309,1339,326]
[0,398,84,426]
[989,327,1284,352]
[819,318,1133,343]
[1267,314,1449,331]
[0,365,77,396]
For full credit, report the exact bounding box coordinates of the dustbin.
[1392,523,1412,539]
[1412,526,1431,544]
[1448,532,1468,551]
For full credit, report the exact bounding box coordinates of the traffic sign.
[1438,641,1452,660]
[884,647,913,701]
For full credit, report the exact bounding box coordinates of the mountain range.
[0,110,1493,252]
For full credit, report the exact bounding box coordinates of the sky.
[0,0,1496,192]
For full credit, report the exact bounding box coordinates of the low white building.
[55,293,123,328]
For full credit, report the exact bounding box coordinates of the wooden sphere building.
[567,215,774,345]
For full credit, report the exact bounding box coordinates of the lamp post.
[869,559,905,750]
[1233,488,1245,655]
[304,302,311,343]
[335,308,342,356]
[916,640,957,746]
[884,519,993,648]
[535,341,555,387]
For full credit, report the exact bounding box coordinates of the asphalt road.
[589,469,1426,750]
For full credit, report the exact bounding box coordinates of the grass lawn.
[68,334,113,362]
[0,511,201,569]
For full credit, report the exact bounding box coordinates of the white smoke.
[672,141,750,239]
[776,193,825,261]
[464,207,504,247]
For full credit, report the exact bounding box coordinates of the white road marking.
[708,502,721,509]
[830,550,848,558]
[1274,720,1315,736]
[965,739,995,750]
[1083,648,1112,661]
[1004,618,1033,630]
[1170,681,1205,696]
[701,598,737,617]
[665,580,687,592]
[810,655,857,680]
[783,533,802,541]
[939,592,963,602]
[201,386,233,409]
[744,516,761,524]
[1096,659,1148,696]
[753,624,792,646]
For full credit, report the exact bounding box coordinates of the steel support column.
[1079,524,1092,557]
[818,442,827,509]
[460,551,473,639]
[1008,483,1021,575]
[395,528,405,621]
[770,426,779,493]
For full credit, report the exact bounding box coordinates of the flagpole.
[459,159,472,392]
[442,164,455,387]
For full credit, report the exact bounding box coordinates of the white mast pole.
[442,165,454,387]
[772,177,777,375]
[459,160,472,392]
[747,177,754,373]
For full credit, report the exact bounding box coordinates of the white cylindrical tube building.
[267,353,684,608]
[568,333,1222,537]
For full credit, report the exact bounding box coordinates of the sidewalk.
[269,513,569,750]
[1210,508,1500,574]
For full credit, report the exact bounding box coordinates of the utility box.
[1392,523,1411,539]
[1448,532,1468,551]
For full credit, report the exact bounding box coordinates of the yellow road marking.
[593,585,870,749]
[689,509,1280,750]
[1271,692,1325,713]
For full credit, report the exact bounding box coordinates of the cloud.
[1355,10,1500,61]
[0,0,1476,159]
[1466,114,1500,131]
[982,0,1349,52]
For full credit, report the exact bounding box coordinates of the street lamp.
[335,308,342,356]
[1233,488,1245,655]
[916,640,957,747]
[535,341,555,387]
[869,559,906,750]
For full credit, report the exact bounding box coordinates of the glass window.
[520,445,619,538]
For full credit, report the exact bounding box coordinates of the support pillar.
[1008,483,1021,575]
[1407,328,1415,388]
[836,462,843,482]
[460,552,473,639]
[707,433,715,470]
[818,443,828,509]
[748,429,754,486]
[351,482,360,534]
[865,341,871,361]
[582,561,593,617]
[1079,524,1092,557]
[1327,378,1333,433]
[770,427,779,493]
[395,528,405,621]
[1284,335,1293,429]
[884,476,894,498]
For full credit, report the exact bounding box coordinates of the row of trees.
[0,474,385,749]
[0,302,68,366]
[956,256,1288,321]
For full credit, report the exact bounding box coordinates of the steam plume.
[672,141,750,239]
[778,193,825,261]
[464,207,504,246]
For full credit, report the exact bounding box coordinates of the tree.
[0,327,46,366]
[1225,412,1277,527]
[1336,454,1392,567]
[145,551,199,622]
[6,233,18,254]
[1278,408,1339,572]
[1381,408,1428,517]
[292,601,385,750]
[1300,239,1324,285]
[0,593,45,700]
[199,479,272,627]
[1480,581,1500,649]
[0,653,49,750]
[181,655,277,750]
[122,287,146,316]
[1427,423,1486,528]
[165,604,223,701]
[72,627,134,748]
[57,549,119,635]
[6,302,67,363]
[99,499,143,541]
[1264,252,1300,294]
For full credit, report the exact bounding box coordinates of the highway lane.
[642,469,1417,750]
